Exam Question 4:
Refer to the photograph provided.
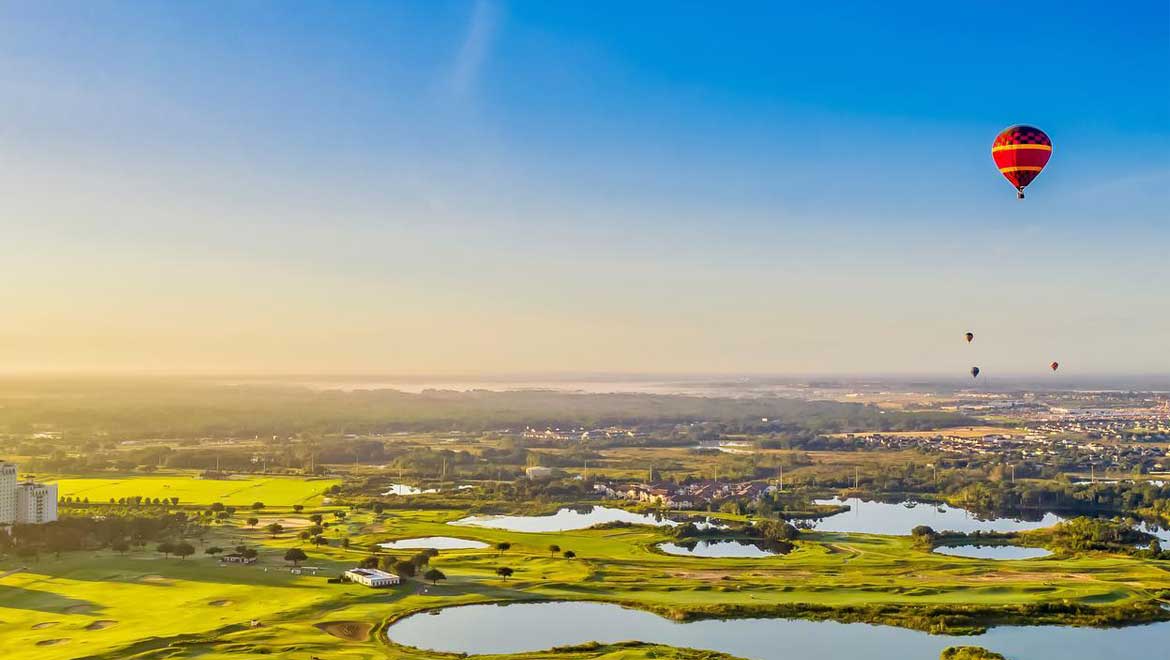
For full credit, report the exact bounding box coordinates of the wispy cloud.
[450,0,500,97]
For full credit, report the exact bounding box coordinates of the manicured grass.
[52,473,340,506]
[2,502,1168,660]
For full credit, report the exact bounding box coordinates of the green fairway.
[52,474,340,507]
[2,502,1168,660]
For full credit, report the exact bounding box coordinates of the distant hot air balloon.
[992,125,1052,199]
[1050,361,1059,371]
[970,366,980,378]
[965,332,974,343]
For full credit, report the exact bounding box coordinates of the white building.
[16,482,58,524]
[0,463,16,524]
[344,567,400,588]
[0,463,57,525]
[525,466,556,480]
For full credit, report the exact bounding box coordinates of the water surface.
[933,544,1052,560]
[378,536,489,550]
[450,506,677,532]
[811,498,1066,535]
[386,601,1170,660]
[658,539,783,558]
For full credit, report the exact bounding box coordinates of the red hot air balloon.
[992,125,1052,199]
[1050,361,1059,371]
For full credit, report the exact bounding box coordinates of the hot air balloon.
[1050,361,1059,371]
[965,332,974,343]
[970,366,980,378]
[992,125,1052,199]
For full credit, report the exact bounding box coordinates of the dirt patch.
[85,620,117,631]
[36,638,69,646]
[208,600,233,607]
[63,604,93,614]
[254,516,311,529]
[31,621,59,630]
[139,574,169,583]
[314,620,373,642]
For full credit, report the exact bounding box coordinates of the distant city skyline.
[1,2,1167,375]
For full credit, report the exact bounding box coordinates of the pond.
[933,544,1052,560]
[450,506,678,532]
[378,536,489,550]
[382,484,438,496]
[811,497,1066,535]
[658,539,786,558]
[385,601,1170,660]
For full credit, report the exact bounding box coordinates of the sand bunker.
[314,621,373,642]
[139,574,169,583]
[85,620,117,631]
[208,600,233,607]
[31,621,59,630]
[255,516,311,529]
[35,638,69,646]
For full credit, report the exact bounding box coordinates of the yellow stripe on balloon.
[992,144,1053,152]
[998,166,1045,173]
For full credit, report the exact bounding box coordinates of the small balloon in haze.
[965,332,974,343]
[1050,361,1059,371]
[970,366,980,378]
[992,125,1052,199]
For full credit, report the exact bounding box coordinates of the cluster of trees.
[1045,517,1160,555]
[358,546,439,578]
[0,512,200,560]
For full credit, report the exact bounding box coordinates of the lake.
[378,536,489,550]
[450,506,678,532]
[933,544,1052,560]
[811,498,1066,535]
[386,601,1170,660]
[658,539,785,558]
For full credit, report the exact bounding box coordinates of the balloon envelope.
[970,367,980,378]
[1051,361,1059,371]
[992,125,1052,197]
[965,332,974,343]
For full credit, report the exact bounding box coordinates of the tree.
[157,541,175,558]
[495,566,514,581]
[112,540,130,555]
[174,541,195,559]
[299,530,311,543]
[251,502,265,511]
[312,535,328,547]
[241,548,258,560]
[548,544,560,557]
[394,560,416,578]
[423,568,446,585]
[333,510,347,520]
[378,555,398,572]
[247,517,260,528]
[292,505,304,513]
[495,542,511,555]
[359,555,379,569]
[284,547,308,567]
[170,497,180,506]
[265,522,284,538]
[341,537,351,550]
[205,546,224,556]
[562,550,576,560]
[309,514,324,525]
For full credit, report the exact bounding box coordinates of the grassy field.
[51,473,340,507]
[2,500,1168,660]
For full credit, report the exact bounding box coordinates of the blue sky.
[0,1,1167,375]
